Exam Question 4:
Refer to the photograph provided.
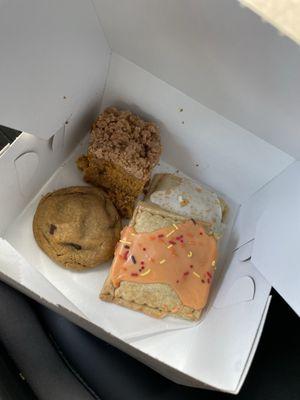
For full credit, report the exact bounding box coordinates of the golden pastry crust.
[101,278,201,320]
[100,202,206,320]
[33,186,121,270]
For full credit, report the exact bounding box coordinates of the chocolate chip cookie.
[33,186,121,270]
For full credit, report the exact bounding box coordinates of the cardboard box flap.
[251,162,300,316]
[0,0,110,139]
[94,0,300,158]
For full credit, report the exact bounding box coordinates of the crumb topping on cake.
[88,107,161,180]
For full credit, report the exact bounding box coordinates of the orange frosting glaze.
[109,220,217,310]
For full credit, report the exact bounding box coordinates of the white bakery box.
[0,0,299,394]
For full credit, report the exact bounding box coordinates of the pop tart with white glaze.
[145,173,227,238]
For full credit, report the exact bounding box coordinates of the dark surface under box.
[0,281,299,400]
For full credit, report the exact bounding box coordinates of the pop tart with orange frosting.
[100,202,218,321]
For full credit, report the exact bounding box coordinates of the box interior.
[0,0,299,393]
[0,53,276,392]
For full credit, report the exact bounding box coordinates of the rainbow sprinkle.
[193,271,201,278]
[140,269,151,277]
[120,239,131,245]
[166,229,176,238]
[187,251,193,258]
[159,259,166,264]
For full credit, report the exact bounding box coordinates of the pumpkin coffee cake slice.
[77,107,161,218]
